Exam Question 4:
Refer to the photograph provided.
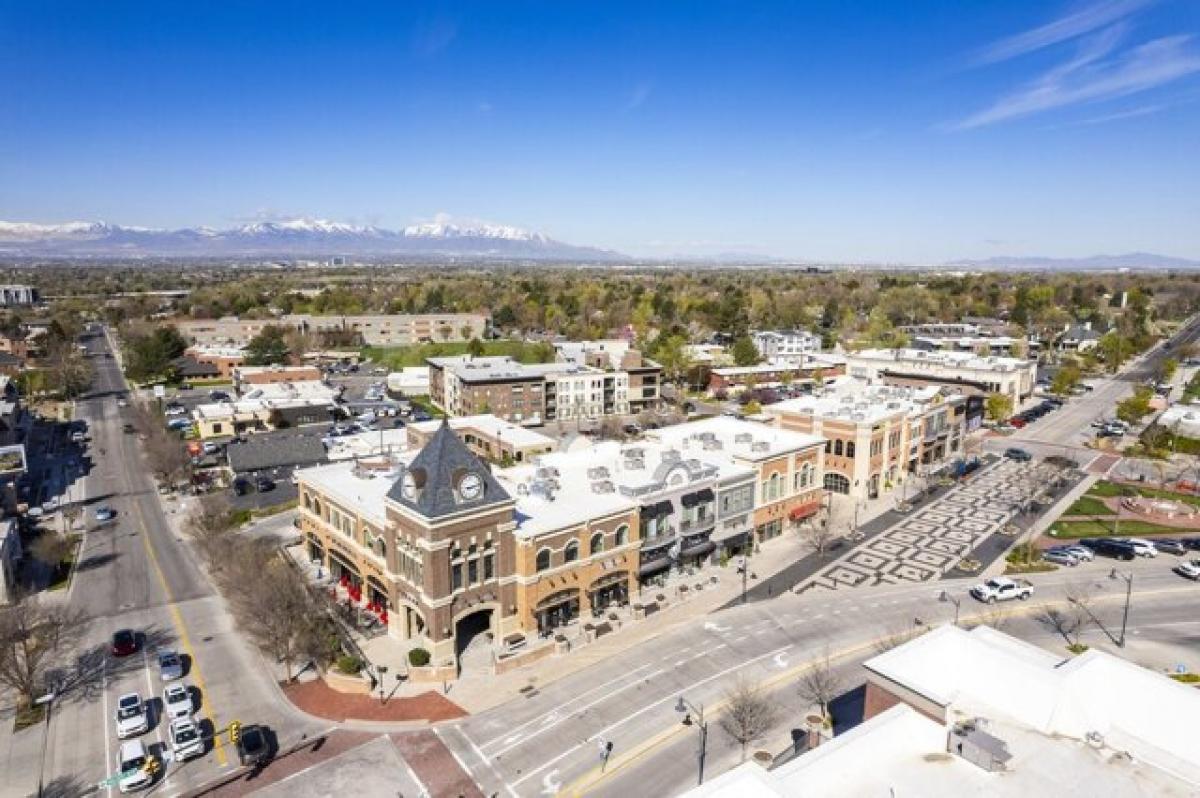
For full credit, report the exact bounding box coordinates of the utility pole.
[1109,568,1133,648]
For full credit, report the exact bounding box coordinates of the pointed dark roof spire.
[387,422,511,519]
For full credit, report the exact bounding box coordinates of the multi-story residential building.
[554,340,662,414]
[407,415,556,464]
[0,285,38,307]
[751,329,822,362]
[646,417,826,556]
[175,312,489,348]
[297,423,641,664]
[428,352,661,424]
[708,355,845,396]
[768,378,967,501]
[232,364,324,394]
[843,349,1036,407]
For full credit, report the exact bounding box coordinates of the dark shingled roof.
[387,420,511,519]
[227,433,328,473]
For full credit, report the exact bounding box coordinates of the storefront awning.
[588,571,628,592]
[536,588,580,610]
[642,500,673,518]
[789,501,822,522]
[681,540,716,559]
[638,557,672,578]
[681,488,715,508]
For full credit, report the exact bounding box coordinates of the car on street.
[1152,538,1188,555]
[1007,417,1027,429]
[170,717,205,761]
[117,398,128,407]
[1042,548,1080,567]
[112,629,138,657]
[116,740,152,793]
[1078,537,1136,560]
[167,418,192,431]
[123,422,136,434]
[163,681,193,720]
[1059,544,1094,562]
[208,390,231,401]
[1004,448,1032,462]
[1182,538,1200,552]
[255,476,276,493]
[94,505,116,523]
[202,441,222,455]
[1174,560,1200,580]
[1120,538,1158,558]
[970,577,1033,604]
[236,724,272,767]
[164,405,188,417]
[157,650,184,681]
[115,693,149,738]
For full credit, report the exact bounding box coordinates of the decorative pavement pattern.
[806,459,1063,592]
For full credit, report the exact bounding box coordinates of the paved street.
[13,329,325,798]
[433,557,1197,797]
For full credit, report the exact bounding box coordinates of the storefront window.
[564,540,579,563]
[452,563,463,591]
[536,549,551,572]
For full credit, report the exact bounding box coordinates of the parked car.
[1120,538,1158,558]
[1182,538,1200,552]
[111,629,139,657]
[1008,417,1027,429]
[123,422,136,434]
[202,441,222,455]
[1152,538,1188,555]
[157,650,184,681]
[94,505,116,523]
[236,724,272,767]
[1004,448,1032,462]
[164,406,188,417]
[116,740,152,793]
[208,390,231,401]
[970,577,1034,604]
[1042,548,1080,567]
[115,693,149,739]
[170,717,205,761]
[1174,559,1200,580]
[1059,544,1095,562]
[255,476,276,493]
[167,418,192,431]
[233,477,250,496]
[1078,537,1136,561]
[163,681,193,720]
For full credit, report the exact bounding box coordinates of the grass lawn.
[406,394,443,418]
[1064,496,1115,516]
[1088,480,1200,508]
[1046,519,1182,539]
[361,340,556,369]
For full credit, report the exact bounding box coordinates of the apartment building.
[428,352,661,425]
[708,354,845,396]
[751,329,822,362]
[554,340,662,414]
[297,422,641,663]
[843,349,1036,406]
[768,378,966,501]
[175,312,489,347]
[0,285,38,307]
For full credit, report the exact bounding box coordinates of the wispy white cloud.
[975,0,1153,65]
[411,17,458,57]
[1071,102,1167,124]
[953,32,1200,129]
[623,82,653,112]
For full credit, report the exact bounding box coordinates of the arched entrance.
[454,607,495,673]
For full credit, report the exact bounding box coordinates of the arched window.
[614,524,629,547]
[564,540,580,563]
[769,473,782,501]
[536,548,551,572]
[304,493,313,511]
[846,442,856,458]
[590,532,604,556]
[376,538,387,559]
[312,498,322,517]
[824,473,850,494]
[834,440,844,456]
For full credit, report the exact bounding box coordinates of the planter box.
[322,670,372,695]
[408,663,458,684]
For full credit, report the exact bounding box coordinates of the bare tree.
[44,340,93,400]
[186,493,238,567]
[797,516,840,559]
[1036,583,1094,650]
[963,607,1012,633]
[719,679,778,761]
[797,649,843,721]
[0,597,83,709]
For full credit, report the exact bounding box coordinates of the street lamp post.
[938,589,961,626]
[1109,568,1133,648]
[675,696,708,786]
[377,665,389,705]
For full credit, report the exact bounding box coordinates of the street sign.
[153,384,166,399]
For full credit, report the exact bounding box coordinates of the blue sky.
[2,1,1198,261]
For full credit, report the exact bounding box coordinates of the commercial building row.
[843,348,1036,407]
[296,416,824,664]
[174,312,489,348]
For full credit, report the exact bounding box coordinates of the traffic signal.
[142,755,161,776]
[229,721,242,744]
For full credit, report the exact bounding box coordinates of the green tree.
[244,325,290,366]
[1159,357,1178,383]
[985,393,1014,422]
[731,336,760,367]
[654,334,693,384]
[467,337,486,357]
[1051,366,1081,397]
[1116,386,1153,425]
[124,326,188,383]
[1097,332,1129,374]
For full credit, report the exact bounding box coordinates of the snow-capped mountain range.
[0,218,621,260]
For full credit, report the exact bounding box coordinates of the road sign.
[153,384,166,399]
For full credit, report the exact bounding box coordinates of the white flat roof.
[297,459,413,527]
[323,428,410,461]
[768,376,943,424]
[646,416,824,461]
[851,347,1032,371]
[407,415,555,448]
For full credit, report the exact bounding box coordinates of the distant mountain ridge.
[943,252,1200,271]
[0,218,623,260]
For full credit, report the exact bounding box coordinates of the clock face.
[458,472,484,501]
[401,472,417,499]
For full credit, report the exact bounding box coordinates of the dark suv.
[1004,448,1032,462]
[236,724,272,767]
[1079,537,1136,561]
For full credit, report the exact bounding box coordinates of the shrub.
[1170,672,1200,684]
[408,647,431,667]
[334,654,364,675]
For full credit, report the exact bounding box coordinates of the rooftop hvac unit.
[661,449,682,463]
[852,413,866,421]
[623,455,645,470]
[587,466,611,480]
[702,439,723,450]
[591,480,615,494]
[734,432,753,444]
[751,441,770,452]
[686,458,702,469]
[622,447,644,458]
[516,482,529,495]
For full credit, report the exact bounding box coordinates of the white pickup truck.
[969,577,1033,604]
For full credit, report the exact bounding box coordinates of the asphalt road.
[32,329,324,798]
[437,556,1197,797]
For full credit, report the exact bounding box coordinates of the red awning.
[789,502,821,522]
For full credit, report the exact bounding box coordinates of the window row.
[535,525,630,572]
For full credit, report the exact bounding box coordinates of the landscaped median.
[1045,479,1200,540]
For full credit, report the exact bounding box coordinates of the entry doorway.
[455,608,494,673]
